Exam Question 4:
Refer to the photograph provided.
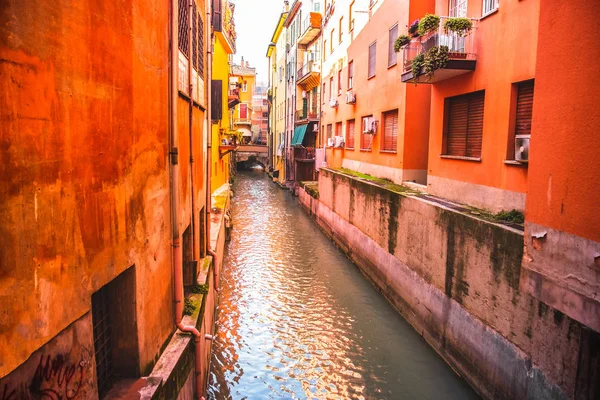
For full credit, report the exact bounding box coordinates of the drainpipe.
[189,0,198,264]
[205,0,220,291]
[169,1,205,399]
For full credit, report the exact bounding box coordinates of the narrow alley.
[207,171,477,399]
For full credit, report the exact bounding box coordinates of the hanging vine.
[423,45,449,81]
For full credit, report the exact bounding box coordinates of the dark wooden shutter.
[192,3,198,70]
[198,13,204,74]
[382,110,398,151]
[445,91,485,158]
[336,122,342,137]
[347,119,355,148]
[212,0,222,32]
[388,24,398,67]
[515,80,534,136]
[211,80,222,120]
[368,42,376,77]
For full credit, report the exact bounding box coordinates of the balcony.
[296,108,319,124]
[234,118,252,125]
[401,17,477,84]
[298,12,322,47]
[228,88,240,109]
[296,60,321,90]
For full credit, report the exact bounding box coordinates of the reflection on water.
[207,171,478,399]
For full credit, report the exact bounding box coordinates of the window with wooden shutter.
[192,4,198,70]
[198,13,204,75]
[382,109,398,152]
[211,80,222,120]
[515,80,534,137]
[327,124,333,139]
[178,0,189,55]
[388,24,398,67]
[239,103,248,119]
[444,91,485,158]
[368,41,376,78]
[346,119,355,149]
[336,122,342,138]
[348,60,354,89]
[361,116,373,150]
[212,0,222,31]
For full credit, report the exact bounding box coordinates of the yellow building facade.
[211,0,236,192]
[267,11,288,184]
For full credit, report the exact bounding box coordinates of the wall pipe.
[189,0,198,264]
[169,0,204,399]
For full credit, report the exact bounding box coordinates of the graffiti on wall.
[0,353,89,400]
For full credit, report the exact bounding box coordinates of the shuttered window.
[388,24,398,67]
[212,0,222,32]
[211,80,222,120]
[346,119,355,149]
[515,80,534,137]
[198,13,204,74]
[382,110,398,152]
[239,103,248,119]
[192,4,198,70]
[361,116,372,150]
[348,60,354,89]
[327,124,333,139]
[368,41,376,78]
[336,122,342,138]
[444,91,485,158]
[178,0,189,55]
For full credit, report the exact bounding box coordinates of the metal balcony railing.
[402,16,477,72]
[297,60,320,81]
[296,108,319,122]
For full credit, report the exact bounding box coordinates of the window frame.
[339,16,344,44]
[346,118,356,149]
[506,79,534,162]
[381,109,399,152]
[349,1,355,31]
[360,115,374,151]
[348,60,354,89]
[441,90,486,160]
[368,41,377,79]
[482,0,499,18]
[337,69,342,96]
[388,23,398,68]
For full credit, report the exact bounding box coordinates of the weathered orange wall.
[427,0,538,199]
[323,0,432,181]
[526,0,600,242]
[0,0,174,376]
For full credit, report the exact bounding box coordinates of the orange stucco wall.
[323,0,432,182]
[525,0,600,242]
[0,0,206,377]
[427,0,538,199]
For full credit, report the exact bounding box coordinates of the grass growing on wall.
[333,168,421,195]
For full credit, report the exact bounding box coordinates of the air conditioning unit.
[362,117,377,134]
[334,136,345,148]
[345,91,356,104]
[329,98,339,108]
[515,135,530,162]
[327,137,335,147]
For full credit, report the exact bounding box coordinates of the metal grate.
[192,3,198,70]
[92,287,113,398]
[198,12,204,75]
[178,0,189,55]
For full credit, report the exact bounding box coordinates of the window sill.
[380,150,397,154]
[504,160,528,167]
[360,149,372,152]
[481,7,499,20]
[387,62,397,69]
[440,155,481,162]
[367,74,376,80]
[345,147,355,150]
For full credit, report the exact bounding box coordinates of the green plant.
[192,283,209,294]
[394,34,411,52]
[183,298,196,316]
[444,17,473,37]
[408,19,420,37]
[411,53,425,84]
[418,14,440,36]
[423,45,449,81]
[494,209,524,224]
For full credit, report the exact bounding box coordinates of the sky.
[231,0,286,86]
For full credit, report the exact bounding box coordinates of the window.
[329,76,334,99]
[337,69,342,96]
[242,82,247,92]
[443,91,485,158]
[349,1,355,31]
[482,0,498,16]
[330,29,335,53]
[336,122,342,139]
[361,116,373,150]
[368,41,376,78]
[323,39,327,60]
[346,119,355,149]
[382,110,398,152]
[327,124,333,140]
[388,24,398,67]
[449,0,467,17]
[348,60,354,89]
[339,17,344,43]
[239,103,248,119]
[323,82,326,103]
[509,80,534,159]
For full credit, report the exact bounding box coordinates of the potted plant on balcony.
[417,14,440,37]
[394,34,411,53]
[408,19,420,38]
[443,17,472,59]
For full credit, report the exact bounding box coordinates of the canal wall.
[297,168,587,399]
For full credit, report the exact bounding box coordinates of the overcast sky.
[231,0,286,86]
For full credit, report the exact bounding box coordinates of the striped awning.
[291,124,308,147]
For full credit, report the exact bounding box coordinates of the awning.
[291,124,308,147]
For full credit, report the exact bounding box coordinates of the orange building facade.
[0,0,223,398]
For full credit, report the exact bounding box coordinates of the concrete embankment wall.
[297,168,588,399]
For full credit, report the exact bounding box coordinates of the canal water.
[207,171,478,399]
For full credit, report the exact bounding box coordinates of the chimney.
[284,1,289,12]
[241,56,244,67]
